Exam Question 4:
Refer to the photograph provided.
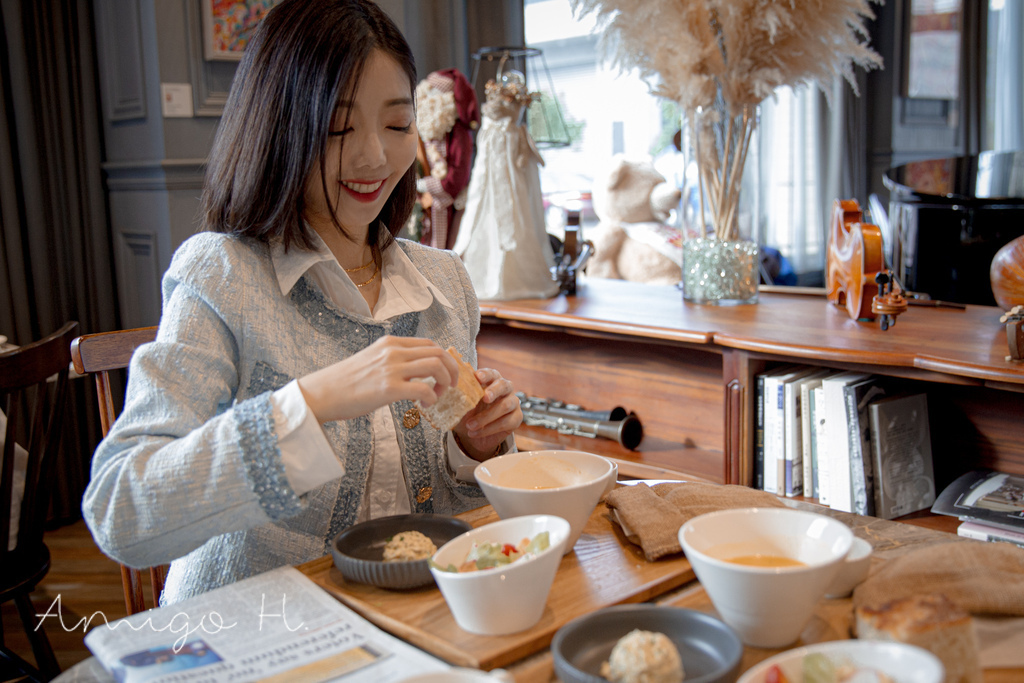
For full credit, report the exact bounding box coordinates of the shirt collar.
[270,228,452,314]
[270,231,335,296]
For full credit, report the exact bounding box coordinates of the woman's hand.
[297,336,459,423]
[452,369,522,461]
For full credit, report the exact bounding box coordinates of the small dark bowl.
[552,604,743,683]
[331,513,473,590]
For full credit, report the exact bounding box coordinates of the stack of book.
[932,469,1024,548]
[754,366,937,520]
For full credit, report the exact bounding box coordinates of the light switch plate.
[160,83,194,118]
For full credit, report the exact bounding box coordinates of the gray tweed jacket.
[82,232,487,603]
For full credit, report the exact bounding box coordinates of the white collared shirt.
[268,230,481,521]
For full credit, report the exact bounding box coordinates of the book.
[869,393,936,519]
[795,371,831,499]
[81,566,451,683]
[843,376,887,516]
[762,366,815,495]
[821,371,874,512]
[810,384,825,501]
[811,387,827,505]
[755,373,766,490]
[932,469,1024,533]
[957,520,1024,548]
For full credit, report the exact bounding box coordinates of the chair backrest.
[70,326,163,615]
[1,321,79,563]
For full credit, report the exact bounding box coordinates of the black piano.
[884,150,1024,306]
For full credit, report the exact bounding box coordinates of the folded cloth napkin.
[852,541,1024,615]
[605,481,787,561]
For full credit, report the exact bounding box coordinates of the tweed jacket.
[82,232,488,603]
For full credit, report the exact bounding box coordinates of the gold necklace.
[343,256,375,273]
[354,265,380,288]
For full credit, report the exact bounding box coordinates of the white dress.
[453,80,559,301]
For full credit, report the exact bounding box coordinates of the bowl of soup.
[678,507,854,648]
[474,450,617,554]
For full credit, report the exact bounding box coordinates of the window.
[524,0,844,284]
[524,0,680,234]
[985,0,1024,152]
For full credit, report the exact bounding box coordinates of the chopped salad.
[431,531,550,573]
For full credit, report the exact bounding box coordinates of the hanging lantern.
[470,46,572,148]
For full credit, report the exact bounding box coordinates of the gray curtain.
[1,0,118,522]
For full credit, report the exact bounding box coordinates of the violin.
[826,198,908,330]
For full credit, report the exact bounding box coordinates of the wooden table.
[300,499,1024,682]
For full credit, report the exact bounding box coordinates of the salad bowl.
[737,640,944,683]
[429,514,571,635]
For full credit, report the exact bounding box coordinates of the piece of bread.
[417,347,484,431]
[855,593,982,683]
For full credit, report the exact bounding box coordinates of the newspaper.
[81,566,450,683]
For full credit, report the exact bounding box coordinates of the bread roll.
[855,593,981,683]
[418,347,484,431]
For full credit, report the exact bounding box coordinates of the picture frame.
[903,0,962,99]
[201,0,278,62]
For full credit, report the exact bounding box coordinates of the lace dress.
[452,79,558,301]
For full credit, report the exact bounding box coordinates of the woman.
[83,0,521,604]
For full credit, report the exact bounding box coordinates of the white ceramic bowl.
[737,640,944,683]
[474,450,616,554]
[678,507,853,648]
[429,514,571,635]
[825,536,873,599]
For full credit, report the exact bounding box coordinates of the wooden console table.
[476,278,1024,517]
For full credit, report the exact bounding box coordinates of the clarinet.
[516,392,644,450]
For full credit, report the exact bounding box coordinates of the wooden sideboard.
[475,278,1024,516]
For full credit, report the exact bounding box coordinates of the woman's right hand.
[296,336,459,423]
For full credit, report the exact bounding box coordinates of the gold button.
[416,487,432,503]
[403,408,420,429]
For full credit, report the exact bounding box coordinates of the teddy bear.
[584,156,685,286]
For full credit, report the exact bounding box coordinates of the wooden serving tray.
[303,502,695,670]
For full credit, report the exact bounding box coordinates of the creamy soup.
[490,455,585,489]
[725,554,805,568]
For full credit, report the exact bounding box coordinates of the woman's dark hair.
[201,0,417,252]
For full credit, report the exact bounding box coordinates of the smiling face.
[304,49,418,241]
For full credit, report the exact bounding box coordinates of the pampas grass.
[571,0,883,240]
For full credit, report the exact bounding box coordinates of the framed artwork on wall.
[201,0,279,61]
[904,0,962,99]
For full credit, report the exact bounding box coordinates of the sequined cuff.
[236,391,303,520]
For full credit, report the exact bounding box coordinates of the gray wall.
[92,0,523,329]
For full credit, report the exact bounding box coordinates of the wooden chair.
[70,326,164,616]
[1,321,78,682]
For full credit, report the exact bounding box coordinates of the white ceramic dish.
[825,536,873,598]
[474,450,616,554]
[679,507,853,648]
[429,514,571,636]
[737,639,944,683]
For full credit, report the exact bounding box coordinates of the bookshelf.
[475,277,1024,528]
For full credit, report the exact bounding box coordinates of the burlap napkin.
[852,541,1024,615]
[604,481,787,561]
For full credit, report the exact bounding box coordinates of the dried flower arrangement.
[570,0,883,241]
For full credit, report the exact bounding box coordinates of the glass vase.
[682,96,760,305]
[682,237,759,305]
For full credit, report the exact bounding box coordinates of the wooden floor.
[2,520,130,679]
